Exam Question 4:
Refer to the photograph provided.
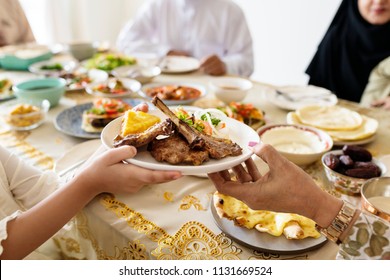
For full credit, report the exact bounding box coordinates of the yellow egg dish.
[296,105,363,131]
[213,192,320,240]
[120,110,160,137]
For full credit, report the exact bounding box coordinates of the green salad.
[84,53,136,71]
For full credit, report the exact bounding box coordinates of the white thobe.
[116,0,254,77]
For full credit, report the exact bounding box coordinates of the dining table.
[1,63,390,260]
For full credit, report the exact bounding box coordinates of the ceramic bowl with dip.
[361,177,390,222]
[1,99,50,131]
[257,124,333,166]
[209,77,253,104]
[322,149,387,196]
[12,77,66,108]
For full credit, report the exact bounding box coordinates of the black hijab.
[306,0,390,102]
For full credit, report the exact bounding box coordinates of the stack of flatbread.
[287,105,378,143]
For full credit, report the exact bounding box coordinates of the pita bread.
[296,105,363,131]
[287,112,378,141]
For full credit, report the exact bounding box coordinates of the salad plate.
[54,99,144,139]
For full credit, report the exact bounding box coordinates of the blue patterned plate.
[54,98,146,139]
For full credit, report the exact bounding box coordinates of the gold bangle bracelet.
[315,201,356,245]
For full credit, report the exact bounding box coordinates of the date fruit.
[339,155,354,167]
[345,168,380,179]
[342,145,372,162]
[324,145,381,179]
[324,153,340,170]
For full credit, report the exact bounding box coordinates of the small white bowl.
[209,77,253,104]
[112,65,161,84]
[257,124,333,166]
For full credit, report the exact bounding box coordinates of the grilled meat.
[113,118,174,148]
[152,96,242,159]
[148,133,210,165]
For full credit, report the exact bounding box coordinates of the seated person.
[360,56,390,110]
[305,0,390,102]
[0,0,35,47]
[116,0,254,77]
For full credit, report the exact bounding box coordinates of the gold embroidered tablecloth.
[1,69,389,260]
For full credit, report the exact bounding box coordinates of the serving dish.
[0,44,52,70]
[258,124,333,166]
[1,99,49,131]
[210,196,327,254]
[85,78,141,98]
[82,53,137,72]
[59,68,109,91]
[101,106,260,175]
[54,98,144,139]
[322,150,387,196]
[139,82,207,105]
[28,59,78,76]
[0,78,14,101]
[268,85,338,111]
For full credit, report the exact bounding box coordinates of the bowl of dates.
[321,145,386,195]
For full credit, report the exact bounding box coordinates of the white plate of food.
[59,68,108,91]
[85,77,141,98]
[210,194,327,254]
[139,82,207,105]
[268,85,338,111]
[0,78,14,101]
[101,105,260,175]
[159,55,200,74]
[28,59,78,76]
